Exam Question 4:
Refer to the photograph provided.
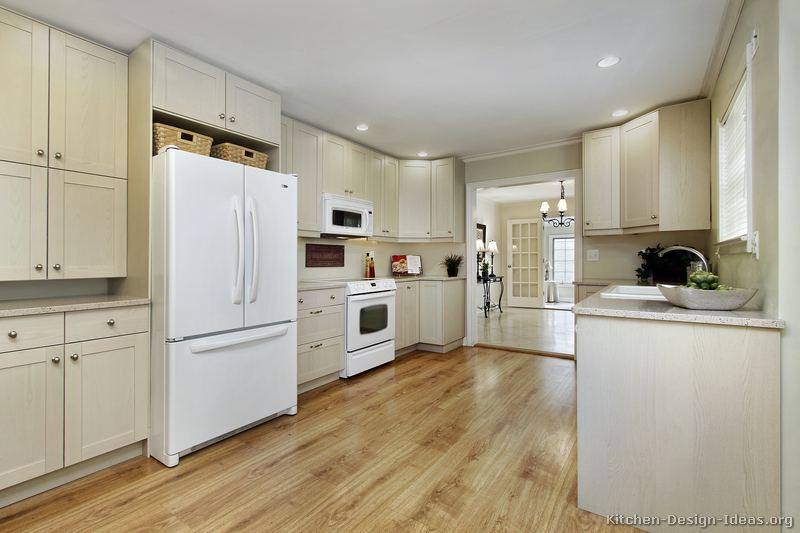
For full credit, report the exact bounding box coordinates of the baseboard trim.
[474,342,574,360]
[417,338,464,354]
[0,441,146,509]
[298,372,340,394]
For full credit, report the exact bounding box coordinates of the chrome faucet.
[657,245,709,272]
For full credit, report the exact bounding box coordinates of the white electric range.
[341,278,396,377]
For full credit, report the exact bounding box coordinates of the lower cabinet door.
[48,169,127,279]
[401,282,419,347]
[298,336,343,384]
[419,281,443,344]
[0,346,63,490]
[64,333,148,466]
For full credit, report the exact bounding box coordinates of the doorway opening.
[466,170,581,357]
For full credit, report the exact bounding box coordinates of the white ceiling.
[6,0,728,159]
[478,180,575,204]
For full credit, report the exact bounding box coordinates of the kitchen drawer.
[298,336,343,384]
[298,305,344,345]
[0,314,64,354]
[297,288,345,311]
[65,305,149,343]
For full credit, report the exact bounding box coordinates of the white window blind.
[718,76,748,243]
[551,237,574,283]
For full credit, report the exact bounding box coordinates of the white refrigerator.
[150,148,297,467]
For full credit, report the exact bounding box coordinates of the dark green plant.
[636,244,695,283]
[480,260,490,275]
[441,254,463,270]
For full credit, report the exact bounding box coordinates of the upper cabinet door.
[347,143,369,199]
[0,10,48,167]
[430,158,454,238]
[382,157,399,237]
[293,121,324,233]
[322,134,348,196]
[152,42,226,128]
[398,160,431,239]
[0,162,47,281]
[225,74,281,144]
[620,111,659,228]
[280,116,293,174]
[367,151,383,234]
[582,127,620,231]
[49,31,128,178]
[48,170,127,280]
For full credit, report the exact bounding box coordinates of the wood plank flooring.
[0,347,636,532]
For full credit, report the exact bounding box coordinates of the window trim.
[549,235,575,284]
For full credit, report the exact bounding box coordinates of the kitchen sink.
[600,285,667,301]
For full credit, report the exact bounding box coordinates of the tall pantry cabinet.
[0,8,128,281]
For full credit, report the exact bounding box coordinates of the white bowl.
[657,284,757,311]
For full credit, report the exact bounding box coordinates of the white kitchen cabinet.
[381,156,400,238]
[419,280,465,347]
[225,73,281,144]
[395,281,419,350]
[49,30,128,179]
[582,127,620,233]
[152,41,226,128]
[347,143,369,199]
[0,162,47,281]
[298,337,344,385]
[430,158,454,238]
[64,332,149,467]
[367,151,383,232]
[620,111,659,228]
[292,120,324,234]
[0,345,64,491]
[280,116,292,174]
[48,170,127,279]
[322,133,349,196]
[398,160,431,239]
[297,288,345,388]
[0,9,48,167]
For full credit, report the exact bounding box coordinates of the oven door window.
[360,304,388,334]
[332,208,363,228]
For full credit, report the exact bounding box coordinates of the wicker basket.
[153,123,213,156]
[210,143,269,169]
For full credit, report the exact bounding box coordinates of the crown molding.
[460,137,582,163]
[700,0,745,97]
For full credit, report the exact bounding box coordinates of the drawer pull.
[51,356,61,364]
[107,318,116,326]
[310,310,323,315]
[8,330,18,339]
[329,295,336,300]
[70,353,79,361]
[310,343,323,349]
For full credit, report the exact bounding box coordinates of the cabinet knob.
[36,149,45,156]
[51,356,61,364]
[298,298,304,304]
[107,318,115,326]
[407,286,411,290]
[7,330,17,339]
[70,353,79,361]
[651,214,657,220]
[219,113,225,120]
[330,295,336,300]
[448,230,452,234]
[585,221,590,226]
[229,116,236,123]
[52,263,61,271]
[54,152,62,159]
[34,264,43,271]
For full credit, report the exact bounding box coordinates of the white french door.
[506,218,543,308]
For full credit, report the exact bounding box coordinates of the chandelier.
[540,180,574,228]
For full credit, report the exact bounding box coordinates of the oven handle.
[347,290,395,302]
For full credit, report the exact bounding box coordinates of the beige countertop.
[573,287,784,329]
[395,275,467,282]
[0,295,150,318]
[575,278,645,286]
[298,276,466,291]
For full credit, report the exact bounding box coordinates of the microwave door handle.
[247,197,260,303]
[232,196,244,305]
[362,208,371,228]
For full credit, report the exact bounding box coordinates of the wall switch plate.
[586,249,600,262]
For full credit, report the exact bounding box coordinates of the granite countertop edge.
[573,288,784,329]
[0,295,151,318]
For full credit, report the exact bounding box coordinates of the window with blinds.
[718,76,749,242]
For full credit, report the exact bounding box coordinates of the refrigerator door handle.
[232,196,244,304]
[189,324,290,353]
[247,197,260,303]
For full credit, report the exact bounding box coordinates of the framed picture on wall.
[476,223,486,255]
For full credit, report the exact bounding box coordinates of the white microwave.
[321,193,373,238]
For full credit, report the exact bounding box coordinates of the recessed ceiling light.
[356,123,369,131]
[612,109,629,118]
[417,151,428,158]
[596,56,621,68]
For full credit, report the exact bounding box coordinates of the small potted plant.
[441,254,463,277]
[480,260,490,281]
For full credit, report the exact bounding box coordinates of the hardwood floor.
[0,347,634,532]
[477,307,575,356]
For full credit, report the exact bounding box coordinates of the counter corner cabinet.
[396,278,465,353]
[583,98,710,235]
[0,6,128,281]
[397,157,465,242]
[0,303,150,492]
